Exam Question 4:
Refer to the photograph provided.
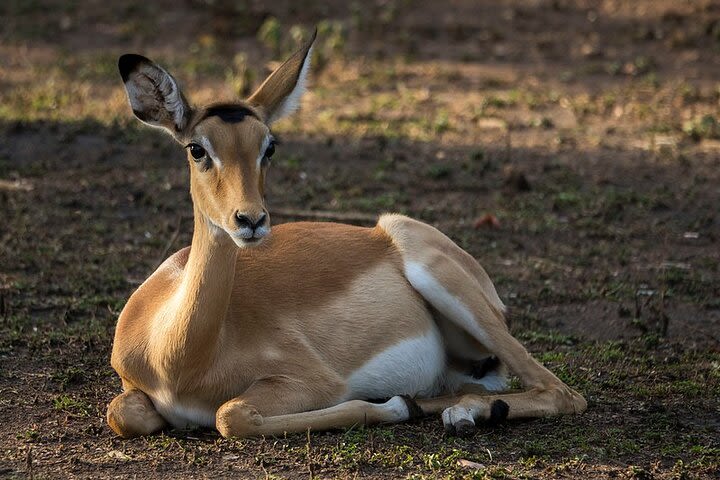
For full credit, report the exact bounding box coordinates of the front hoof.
[216,402,263,438]
[107,390,166,438]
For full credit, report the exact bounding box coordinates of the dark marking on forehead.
[202,104,258,124]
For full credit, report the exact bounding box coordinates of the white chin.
[231,236,265,248]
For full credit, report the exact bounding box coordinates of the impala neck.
[169,205,237,364]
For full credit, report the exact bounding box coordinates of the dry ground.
[0,1,719,478]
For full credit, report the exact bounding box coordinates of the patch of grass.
[425,163,452,179]
[421,447,474,472]
[53,394,92,416]
[516,330,578,346]
[370,444,415,469]
[350,192,407,212]
[16,428,40,441]
[552,191,582,209]
[51,366,87,390]
[537,351,566,363]
[281,154,303,170]
[683,115,720,141]
[482,94,516,109]
[596,342,624,362]
[530,117,554,129]
[432,111,450,134]
[144,434,179,452]
[257,17,283,56]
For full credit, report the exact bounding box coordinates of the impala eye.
[264,141,275,159]
[187,143,206,160]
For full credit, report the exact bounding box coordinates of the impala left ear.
[248,29,316,125]
[118,54,192,137]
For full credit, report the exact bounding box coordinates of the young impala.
[107,32,587,439]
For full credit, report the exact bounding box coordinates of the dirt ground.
[1,0,719,478]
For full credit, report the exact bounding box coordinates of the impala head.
[118,31,315,247]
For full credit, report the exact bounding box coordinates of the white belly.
[149,388,216,429]
[146,327,446,427]
[345,325,446,400]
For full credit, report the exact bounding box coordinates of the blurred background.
[0,1,719,478]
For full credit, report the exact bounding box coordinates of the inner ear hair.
[118,54,191,135]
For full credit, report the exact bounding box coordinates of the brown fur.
[111,222,433,417]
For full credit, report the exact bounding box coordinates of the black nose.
[234,212,267,230]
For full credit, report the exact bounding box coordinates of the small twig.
[0,179,33,192]
[258,436,270,479]
[659,289,669,337]
[504,129,512,163]
[272,208,377,225]
[306,428,315,479]
[25,446,33,480]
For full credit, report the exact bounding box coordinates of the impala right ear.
[248,29,316,125]
[118,54,192,137]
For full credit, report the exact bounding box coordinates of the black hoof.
[399,395,424,421]
[454,419,476,438]
[487,399,509,426]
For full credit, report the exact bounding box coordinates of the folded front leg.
[107,388,167,438]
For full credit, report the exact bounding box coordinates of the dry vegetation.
[1,0,719,478]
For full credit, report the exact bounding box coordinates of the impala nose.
[234,211,267,231]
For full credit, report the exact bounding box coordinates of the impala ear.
[248,29,316,125]
[118,54,192,136]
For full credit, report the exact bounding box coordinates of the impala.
[107,32,587,439]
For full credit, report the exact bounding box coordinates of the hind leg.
[416,384,585,437]
[379,215,587,435]
[410,259,587,433]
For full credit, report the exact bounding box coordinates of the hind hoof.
[441,406,476,437]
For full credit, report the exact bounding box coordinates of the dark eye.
[187,143,206,160]
[264,141,275,159]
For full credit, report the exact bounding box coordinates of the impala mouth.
[231,236,264,248]
[239,237,262,247]
[230,226,270,248]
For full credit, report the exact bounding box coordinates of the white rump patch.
[404,262,491,347]
[267,46,313,124]
[346,326,445,400]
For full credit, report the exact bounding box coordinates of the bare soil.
[1,1,719,478]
